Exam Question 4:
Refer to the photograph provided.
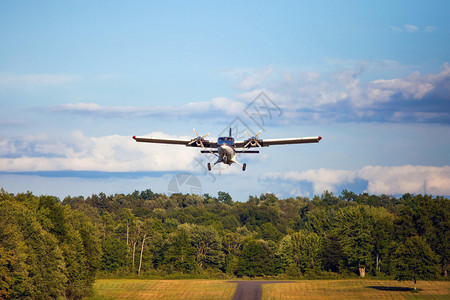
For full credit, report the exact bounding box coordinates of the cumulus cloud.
[43,63,450,124]
[0,131,201,172]
[263,165,450,196]
[256,62,450,124]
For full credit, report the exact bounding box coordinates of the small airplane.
[133,129,322,171]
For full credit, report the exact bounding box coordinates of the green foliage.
[393,236,439,289]
[237,239,275,277]
[1,187,448,294]
[320,233,345,273]
[100,237,127,273]
[291,230,321,273]
[217,191,233,205]
[0,193,67,299]
[257,222,283,242]
[179,224,224,269]
[334,205,374,275]
[162,228,197,274]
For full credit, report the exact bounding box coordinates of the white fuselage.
[217,144,235,165]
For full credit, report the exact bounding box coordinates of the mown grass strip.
[90,279,237,300]
[262,280,450,300]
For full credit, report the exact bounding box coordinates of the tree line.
[0,188,448,298]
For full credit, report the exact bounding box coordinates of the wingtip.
[132,136,136,140]
[318,136,322,141]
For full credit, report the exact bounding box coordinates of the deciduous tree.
[393,236,439,290]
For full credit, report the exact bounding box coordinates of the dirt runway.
[229,281,293,300]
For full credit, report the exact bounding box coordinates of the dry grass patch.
[91,279,236,300]
[262,280,450,300]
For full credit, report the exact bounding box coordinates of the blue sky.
[1,1,449,201]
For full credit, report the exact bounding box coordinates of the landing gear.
[207,163,211,171]
[242,163,246,171]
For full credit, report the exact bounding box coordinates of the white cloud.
[42,63,450,124]
[49,96,246,119]
[390,25,419,33]
[404,24,419,33]
[0,131,201,172]
[359,165,450,195]
[250,62,450,123]
[237,65,274,90]
[263,165,450,196]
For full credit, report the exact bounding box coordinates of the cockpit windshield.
[218,137,234,146]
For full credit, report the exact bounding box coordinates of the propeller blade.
[193,128,199,137]
[245,130,262,147]
[202,133,209,138]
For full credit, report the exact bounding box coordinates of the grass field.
[262,280,450,300]
[90,279,236,299]
[90,279,450,300]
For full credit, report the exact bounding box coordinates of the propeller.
[188,128,209,148]
[189,128,219,159]
[244,130,262,147]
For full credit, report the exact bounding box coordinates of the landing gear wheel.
[242,163,246,171]
[207,163,211,171]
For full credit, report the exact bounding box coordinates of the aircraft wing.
[234,136,322,148]
[132,136,218,148]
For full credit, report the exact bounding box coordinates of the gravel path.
[229,281,293,300]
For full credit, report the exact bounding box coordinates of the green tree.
[163,228,197,274]
[257,222,283,242]
[276,235,294,274]
[320,232,345,273]
[70,210,101,292]
[0,194,67,299]
[371,206,394,274]
[393,236,439,290]
[180,224,224,270]
[394,196,449,277]
[222,231,245,275]
[291,230,321,274]
[100,237,128,273]
[37,195,93,299]
[334,205,374,277]
[217,191,233,205]
[237,239,274,277]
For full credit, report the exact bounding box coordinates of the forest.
[0,188,448,299]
